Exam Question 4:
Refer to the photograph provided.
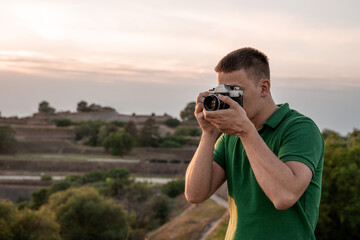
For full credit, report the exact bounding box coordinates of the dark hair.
[215,47,270,82]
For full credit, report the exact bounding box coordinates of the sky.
[0,0,359,135]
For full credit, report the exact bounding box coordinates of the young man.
[185,47,324,239]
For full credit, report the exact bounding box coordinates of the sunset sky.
[0,0,359,135]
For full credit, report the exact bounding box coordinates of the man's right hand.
[195,92,219,135]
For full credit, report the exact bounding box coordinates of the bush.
[104,168,130,180]
[31,188,50,210]
[147,194,172,228]
[174,126,201,137]
[103,131,134,156]
[44,187,129,240]
[110,121,125,127]
[74,121,103,146]
[0,200,61,240]
[12,209,61,240]
[159,140,182,148]
[41,174,52,181]
[49,181,72,194]
[80,170,106,184]
[54,119,72,127]
[161,179,185,198]
[0,199,17,239]
[0,125,16,154]
[97,124,118,145]
[164,118,180,128]
[124,121,138,138]
[138,118,160,147]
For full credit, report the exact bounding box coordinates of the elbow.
[184,191,207,204]
[272,194,297,211]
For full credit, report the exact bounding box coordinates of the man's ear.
[259,79,270,97]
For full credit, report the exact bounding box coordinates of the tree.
[180,102,196,121]
[0,199,61,240]
[77,101,89,112]
[164,117,181,128]
[12,208,61,240]
[102,131,134,156]
[97,124,117,145]
[315,129,360,240]
[161,179,185,198]
[0,125,16,154]
[0,199,16,239]
[74,121,103,146]
[147,194,172,227]
[124,120,138,138]
[38,101,55,114]
[43,187,128,240]
[138,117,160,147]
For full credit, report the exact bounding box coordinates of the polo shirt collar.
[259,103,290,130]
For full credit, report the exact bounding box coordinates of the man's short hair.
[215,47,270,82]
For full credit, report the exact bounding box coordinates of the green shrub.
[104,168,130,180]
[174,126,201,137]
[0,125,16,154]
[54,119,72,127]
[110,121,125,127]
[103,131,134,156]
[159,140,182,148]
[0,200,61,240]
[160,135,187,146]
[49,181,72,194]
[31,188,50,210]
[147,194,172,228]
[80,170,105,184]
[164,118,180,128]
[161,179,185,198]
[41,174,52,181]
[0,199,17,239]
[44,187,128,240]
[74,121,103,146]
[138,118,160,147]
[12,208,61,240]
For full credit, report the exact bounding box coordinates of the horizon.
[1,0,360,135]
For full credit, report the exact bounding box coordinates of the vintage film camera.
[203,84,243,111]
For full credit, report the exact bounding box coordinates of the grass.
[147,198,227,240]
[204,211,230,240]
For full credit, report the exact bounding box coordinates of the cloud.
[0,50,214,86]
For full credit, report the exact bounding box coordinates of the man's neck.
[251,100,279,130]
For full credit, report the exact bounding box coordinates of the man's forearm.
[185,132,218,203]
[238,127,312,210]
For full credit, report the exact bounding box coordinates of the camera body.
[203,84,243,111]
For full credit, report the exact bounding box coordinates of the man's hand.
[204,94,254,136]
[195,92,219,135]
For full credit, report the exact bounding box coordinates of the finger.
[203,109,217,121]
[196,92,210,104]
[194,102,204,114]
[218,95,240,109]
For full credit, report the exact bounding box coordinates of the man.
[185,47,324,239]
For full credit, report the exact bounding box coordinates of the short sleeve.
[278,118,324,176]
[213,134,226,170]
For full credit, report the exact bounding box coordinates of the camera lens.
[204,95,220,111]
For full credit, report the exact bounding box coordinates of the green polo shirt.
[213,103,324,240]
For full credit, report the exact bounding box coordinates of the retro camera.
[203,84,243,111]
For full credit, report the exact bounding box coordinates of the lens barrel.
[204,94,221,111]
